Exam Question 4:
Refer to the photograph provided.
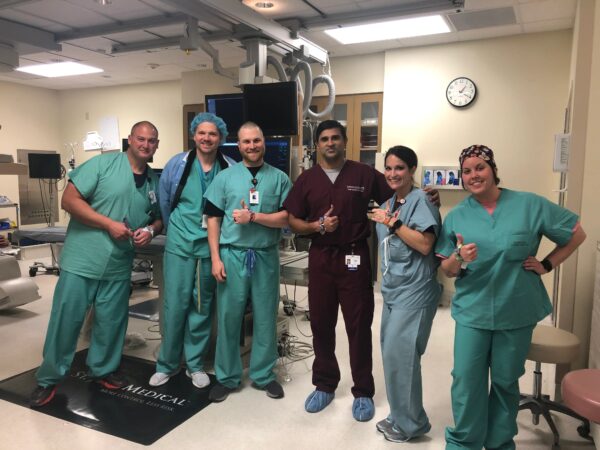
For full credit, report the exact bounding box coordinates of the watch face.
[446,77,477,108]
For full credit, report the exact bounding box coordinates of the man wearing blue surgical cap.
[149,112,236,389]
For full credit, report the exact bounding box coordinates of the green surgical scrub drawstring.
[244,249,257,277]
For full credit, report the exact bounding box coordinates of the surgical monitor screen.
[205,93,244,142]
[218,137,291,175]
[28,153,61,179]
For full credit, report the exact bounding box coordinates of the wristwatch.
[454,243,464,263]
[318,216,326,235]
[541,258,553,272]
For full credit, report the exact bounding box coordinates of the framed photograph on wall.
[422,166,462,190]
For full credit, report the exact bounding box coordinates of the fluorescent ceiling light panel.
[16,62,103,78]
[325,15,450,44]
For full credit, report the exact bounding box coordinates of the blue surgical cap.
[189,112,229,145]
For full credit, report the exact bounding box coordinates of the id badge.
[345,254,361,271]
[148,190,157,204]
[202,214,208,229]
[249,189,260,205]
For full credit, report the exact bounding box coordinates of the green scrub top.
[376,188,441,310]
[166,158,219,258]
[60,152,160,281]
[204,162,291,248]
[435,189,578,330]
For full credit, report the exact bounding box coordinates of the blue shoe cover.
[304,390,334,413]
[352,397,375,422]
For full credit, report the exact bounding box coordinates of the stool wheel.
[552,444,560,450]
[577,422,590,439]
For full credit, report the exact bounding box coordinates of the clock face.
[446,77,477,108]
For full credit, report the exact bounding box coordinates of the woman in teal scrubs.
[435,145,586,450]
[370,146,441,443]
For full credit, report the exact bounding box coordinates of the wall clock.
[446,77,477,108]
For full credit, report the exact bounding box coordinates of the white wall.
[313,52,385,96]
[181,69,240,105]
[0,81,61,204]
[58,80,182,170]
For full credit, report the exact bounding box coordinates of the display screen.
[243,82,298,136]
[28,153,61,179]
[218,137,291,175]
[205,93,244,142]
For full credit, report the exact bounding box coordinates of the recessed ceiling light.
[94,0,112,5]
[325,15,450,45]
[255,2,274,8]
[16,62,103,78]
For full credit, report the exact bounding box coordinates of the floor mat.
[0,350,213,445]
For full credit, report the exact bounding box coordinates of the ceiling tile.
[518,0,576,22]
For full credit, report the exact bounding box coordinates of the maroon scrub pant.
[307,240,375,398]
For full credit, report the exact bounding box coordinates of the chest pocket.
[505,232,531,261]
[258,193,280,214]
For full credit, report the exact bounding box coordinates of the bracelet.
[249,210,256,223]
[454,243,464,263]
[541,258,553,272]
[142,225,154,237]
[318,216,326,235]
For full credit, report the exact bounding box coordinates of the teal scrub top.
[376,188,441,310]
[204,162,291,249]
[165,158,219,258]
[60,152,160,281]
[435,189,578,330]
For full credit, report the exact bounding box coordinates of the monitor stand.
[29,179,60,277]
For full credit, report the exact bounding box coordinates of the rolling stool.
[562,369,600,439]
[519,324,589,449]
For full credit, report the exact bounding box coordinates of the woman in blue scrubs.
[436,145,586,450]
[371,146,441,443]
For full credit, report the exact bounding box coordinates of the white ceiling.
[0,0,576,90]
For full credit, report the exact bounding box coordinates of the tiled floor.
[0,257,595,449]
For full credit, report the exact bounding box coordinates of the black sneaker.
[30,385,57,407]
[262,380,284,399]
[208,383,235,402]
[96,372,127,390]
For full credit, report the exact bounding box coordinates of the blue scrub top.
[376,187,441,310]
[60,152,160,280]
[435,189,578,330]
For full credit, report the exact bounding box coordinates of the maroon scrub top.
[284,160,392,245]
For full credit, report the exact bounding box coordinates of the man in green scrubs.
[204,122,291,402]
[30,121,163,407]
[149,113,235,389]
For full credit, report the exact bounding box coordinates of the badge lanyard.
[249,176,260,205]
[196,159,217,228]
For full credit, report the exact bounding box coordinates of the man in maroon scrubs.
[285,120,392,421]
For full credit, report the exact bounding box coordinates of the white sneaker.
[186,370,210,388]
[149,372,170,387]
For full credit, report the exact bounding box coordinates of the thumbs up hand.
[233,199,253,225]
[455,233,478,263]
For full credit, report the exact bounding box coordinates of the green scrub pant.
[156,251,216,374]
[446,323,534,450]
[36,270,130,387]
[215,245,279,388]
[381,303,437,439]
